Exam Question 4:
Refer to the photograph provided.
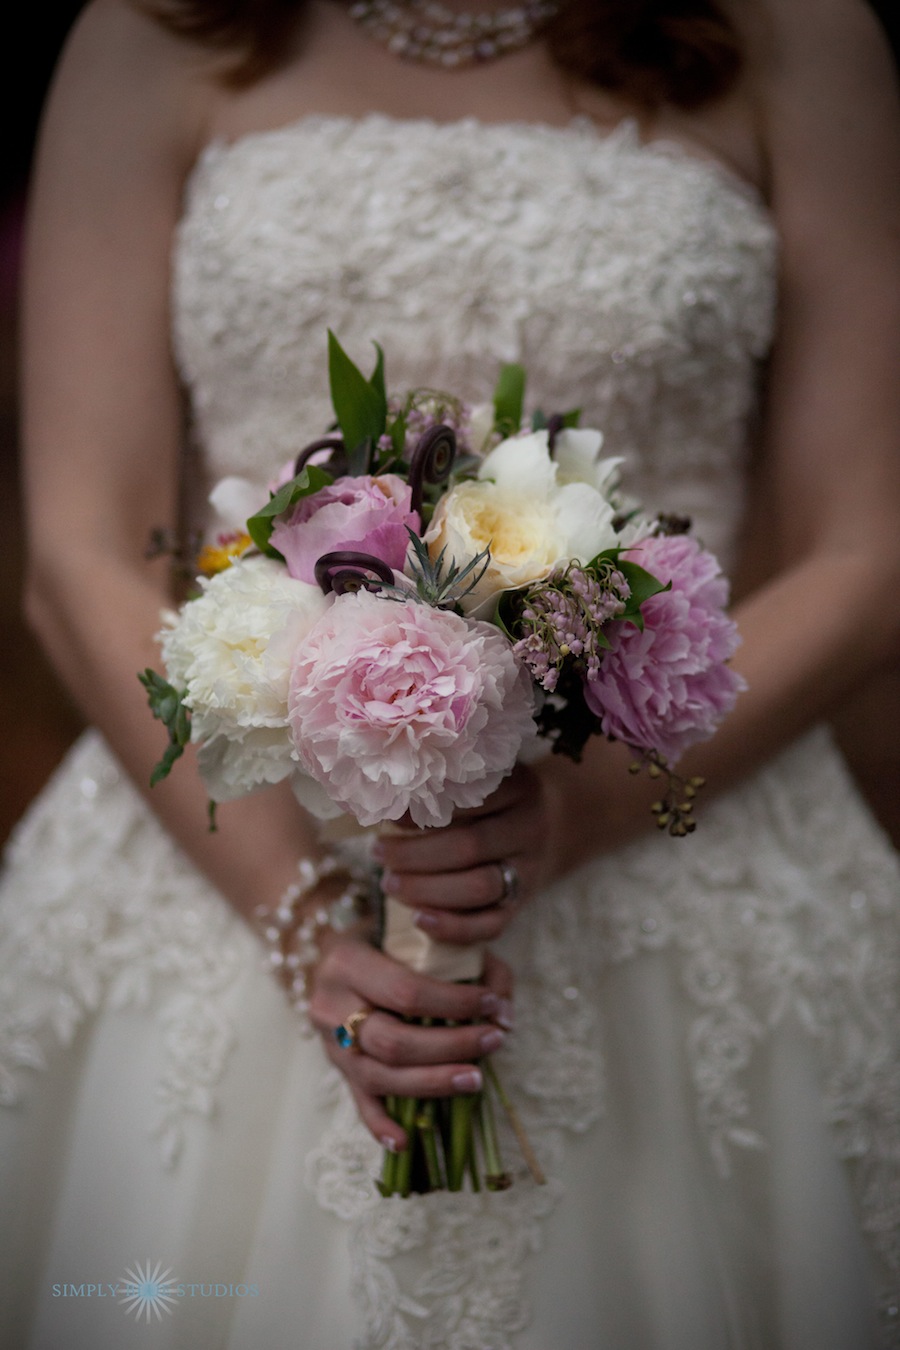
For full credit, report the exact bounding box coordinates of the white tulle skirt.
[1,727,898,1349]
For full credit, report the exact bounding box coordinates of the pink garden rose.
[584,533,745,762]
[270,474,418,584]
[287,590,536,828]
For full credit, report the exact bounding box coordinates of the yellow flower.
[197,532,253,577]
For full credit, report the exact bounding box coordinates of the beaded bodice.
[172,114,777,570]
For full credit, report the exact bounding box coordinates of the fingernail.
[414,910,439,931]
[479,1027,505,1053]
[495,999,514,1031]
[451,1069,483,1092]
[479,992,500,1017]
[371,841,386,863]
[381,869,399,894]
[380,1135,400,1153]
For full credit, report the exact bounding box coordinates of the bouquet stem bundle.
[380,1046,544,1196]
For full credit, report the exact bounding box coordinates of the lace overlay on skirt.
[2,727,899,1345]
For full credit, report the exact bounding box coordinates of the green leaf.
[149,741,182,788]
[327,330,387,454]
[246,464,334,554]
[368,341,387,408]
[616,560,671,631]
[618,560,670,608]
[493,363,526,438]
[139,669,192,786]
[586,546,623,569]
[562,408,582,429]
[386,409,408,465]
[494,593,515,640]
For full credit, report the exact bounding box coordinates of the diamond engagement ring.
[498,860,519,906]
[334,1008,372,1052]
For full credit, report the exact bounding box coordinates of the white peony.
[159,555,329,800]
[423,428,622,614]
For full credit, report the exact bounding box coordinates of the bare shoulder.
[738,0,900,220]
[38,0,224,177]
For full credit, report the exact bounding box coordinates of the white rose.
[207,475,267,532]
[467,402,498,456]
[423,429,621,613]
[159,555,329,800]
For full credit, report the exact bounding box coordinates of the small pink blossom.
[287,590,536,828]
[584,534,745,761]
[270,474,419,584]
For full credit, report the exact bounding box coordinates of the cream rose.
[423,429,622,613]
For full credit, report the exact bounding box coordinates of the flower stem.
[417,1099,444,1191]
[394,1095,420,1197]
[380,1095,400,1195]
[478,1064,512,1190]
[448,1093,476,1191]
[482,1058,546,1185]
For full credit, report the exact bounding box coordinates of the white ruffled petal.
[478,431,557,496]
[553,483,620,564]
[552,428,603,484]
[208,476,265,531]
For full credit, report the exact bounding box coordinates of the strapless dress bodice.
[172,114,777,569]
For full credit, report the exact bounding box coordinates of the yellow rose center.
[463,490,554,565]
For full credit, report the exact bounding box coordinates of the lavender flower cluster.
[512,562,631,693]
[378,390,476,459]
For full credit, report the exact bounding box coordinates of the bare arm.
[21,1,323,915]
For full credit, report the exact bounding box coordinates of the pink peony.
[583,534,746,762]
[287,590,536,828]
[270,474,418,584]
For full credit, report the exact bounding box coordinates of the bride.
[2,0,900,1346]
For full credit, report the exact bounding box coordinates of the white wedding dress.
[2,115,900,1350]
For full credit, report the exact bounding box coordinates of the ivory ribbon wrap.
[379,824,486,982]
[382,894,486,981]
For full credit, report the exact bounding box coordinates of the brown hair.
[142,0,742,107]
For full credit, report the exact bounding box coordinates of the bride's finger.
[347,1010,506,1066]
[346,1081,407,1151]
[340,1050,486,1102]
[482,949,515,1011]
[381,856,530,910]
[378,807,539,876]
[315,940,507,1023]
[412,902,517,944]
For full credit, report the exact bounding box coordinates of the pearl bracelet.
[254,854,370,1033]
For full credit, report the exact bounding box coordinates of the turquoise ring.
[334,1007,372,1052]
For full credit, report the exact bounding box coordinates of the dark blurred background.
[2,2,899,849]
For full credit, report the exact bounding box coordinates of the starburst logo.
[118,1260,179,1322]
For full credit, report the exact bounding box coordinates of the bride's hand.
[307,936,514,1148]
[373,763,561,945]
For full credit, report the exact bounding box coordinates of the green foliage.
[531,408,581,432]
[492,363,526,439]
[327,330,387,463]
[404,530,491,612]
[138,669,192,786]
[246,464,334,555]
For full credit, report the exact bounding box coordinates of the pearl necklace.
[348,0,559,68]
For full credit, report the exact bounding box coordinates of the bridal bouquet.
[141,333,744,1193]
